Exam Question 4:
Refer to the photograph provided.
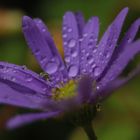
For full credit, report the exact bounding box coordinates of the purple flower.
[0,7,140,129]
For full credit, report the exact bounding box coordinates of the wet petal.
[34,18,68,82]
[62,12,80,78]
[7,111,60,129]
[119,18,140,48]
[75,12,85,36]
[99,40,140,86]
[0,62,52,109]
[0,62,51,95]
[94,64,140,101]
[22,16,66,85]
[93,8,128,78]
[80,17,99,75]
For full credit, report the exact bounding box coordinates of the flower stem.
[83,123,97,140]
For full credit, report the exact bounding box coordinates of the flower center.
[51,80,77,101]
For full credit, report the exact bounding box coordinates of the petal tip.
[22,16,33,28]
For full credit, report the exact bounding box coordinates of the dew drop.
[68,39,76,48]
[105,53,110,59]
[83,33,88,37]
[42,87,48,92]
[42,28,46,32]
[26,75,33,82]
[93,49,97,53]
[81,49,85,53]
[87,56,94,64]
[91,63,96,69]
[127,38,131,43]
[63,42,68,46]
[63,34,67,38]
[68,65,78,77]
[94,67,101,77]
[68,28,72,32]
[46,62,58,74]
[79,38,83,42]
[71,50,78,57]
[96,86,100,90]
[11,77,16,82]
[65,57,70,63]
[63,26,67,31]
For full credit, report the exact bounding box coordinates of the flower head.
[0,7,140,129]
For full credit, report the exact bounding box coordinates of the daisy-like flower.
[0,7,140,139]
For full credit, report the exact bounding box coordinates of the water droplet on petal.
[40,56,47,63]
[83,33,88,37]
[94,67,101,77]
[68,28,72,32]
[71,50,78,57]
[96,86,100,90]
[63,26,67,31]
[63,34,67,38]
[11,77,16,82]
[91,63,96,69]
[42,87,48,92]
[65,57,70,63]
[79,38,83,42]
[63,42,67,46]
[68,39,76,48]
[46,62,58,74]
[42,28,46,32]
[93,49,97,53]
[26,75,33,82]
[106,53,110,59]
[87,56,94,64]
[68,65,78,77]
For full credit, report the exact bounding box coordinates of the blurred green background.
[0,0,140,140]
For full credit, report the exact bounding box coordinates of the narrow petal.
[0,80,47,109]
[80,17,99,75]
[7,111,60,129]
[0,62,51,95]
[75,12,85,36]
[62,12,80,78]
[99,40,140,86]
[93,64,140,102]
[22,16,67,85]
[93,8,128,78]
[0,62,51,109]
[34,18,68,81]
[99,19,140,80]
[119,18,140,49]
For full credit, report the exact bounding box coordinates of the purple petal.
[75,12,85,36]
[62,12,80,78]
[93,64,140,102]
[99,18,140,80]
[99,40,140,86]
[22,16,67,85]
[0,62,51,95]
[7,111,60,129]
[78,76,93,103]
[119,18,140,48]
[33,18,68,82]
[0,62,51,109]
[93,8,128,78]
[80,17,99,75]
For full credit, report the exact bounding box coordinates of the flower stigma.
[51,80,77,101]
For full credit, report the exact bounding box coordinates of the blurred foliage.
[0,0,140,140]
